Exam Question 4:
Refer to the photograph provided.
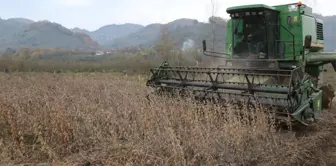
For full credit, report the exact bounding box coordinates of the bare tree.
[211,0,216,53]
[210,0,220,64]
[154,24,176,61]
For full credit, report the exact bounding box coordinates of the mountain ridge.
[0,18,100,52]
[0,15,335,52]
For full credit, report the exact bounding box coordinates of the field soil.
[0,70,335,166]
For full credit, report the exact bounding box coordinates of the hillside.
[7,18,34,25]
[0,18,100,52]
[71,27,91,35]
[90,23,144,45]
[72,23,144,45]
[105,18,226,51]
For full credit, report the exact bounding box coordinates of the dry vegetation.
[0,49,203,75]
[0,71,335,166]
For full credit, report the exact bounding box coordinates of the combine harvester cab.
[146,2,336,126]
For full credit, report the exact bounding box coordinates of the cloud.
[59,0,93,6]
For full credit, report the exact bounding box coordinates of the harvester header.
[146,2,336,125]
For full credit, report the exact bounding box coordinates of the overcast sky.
[0,0,334,31]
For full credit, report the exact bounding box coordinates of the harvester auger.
[146,2,336,126]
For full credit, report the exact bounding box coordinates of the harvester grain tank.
[146,2,336,125]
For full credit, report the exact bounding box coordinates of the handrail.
[278,24,296,60]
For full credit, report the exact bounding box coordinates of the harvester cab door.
[243,17,266,55]
[233,19,244,47]
[232,18,247,57]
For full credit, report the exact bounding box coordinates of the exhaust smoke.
[182,39,195,51]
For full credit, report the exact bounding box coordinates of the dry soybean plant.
[0,73,335,166]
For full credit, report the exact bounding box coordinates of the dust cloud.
[182,39,195,51]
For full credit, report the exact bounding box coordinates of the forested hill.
[0,18,100,52]
[0,15,335,52]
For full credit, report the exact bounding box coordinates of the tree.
[2,48,16,56]
[210,0,220,64]
[154,24,177,61]
[209,16,226,25]
[210,0,220,51]
[208,0,227,64]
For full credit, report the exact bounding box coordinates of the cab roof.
[226,4,277,13]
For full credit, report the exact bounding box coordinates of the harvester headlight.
[226,62,232,67]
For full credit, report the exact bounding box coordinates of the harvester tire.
[321,84,335,109]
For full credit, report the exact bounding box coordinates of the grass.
[0,72,335,166]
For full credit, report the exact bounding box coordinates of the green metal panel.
[232,19,244,47]
[273,4,303,59]
[302,15,317,44]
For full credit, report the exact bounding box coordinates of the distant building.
[95,51,104,56]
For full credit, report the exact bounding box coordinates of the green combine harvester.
[146,2,336,125]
